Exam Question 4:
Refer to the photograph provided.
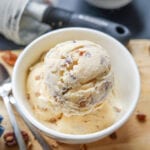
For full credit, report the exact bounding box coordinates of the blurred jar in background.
[85,0,132,9]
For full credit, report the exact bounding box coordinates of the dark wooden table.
[0,0,149,49]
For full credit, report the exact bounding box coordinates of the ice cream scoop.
[44,40,113,116]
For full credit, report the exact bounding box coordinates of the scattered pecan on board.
[3,130,29,147]
[1,51,18,66]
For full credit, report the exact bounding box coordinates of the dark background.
[0,0,149,49]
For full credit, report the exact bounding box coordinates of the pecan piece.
[3,131,29,147]
[49,113,63,123]
[109,132,117,139]
[79,51,86,56]
[3,132,17,147]
[136,113,146,123]
[79,101,87,107]
[62,87,72,95]
[1,51,18,66]
[21,131,29,143]
[49,117,57,123]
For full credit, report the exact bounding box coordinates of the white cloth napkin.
[0,0,57,45]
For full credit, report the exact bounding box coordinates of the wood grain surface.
[0,40,150,150]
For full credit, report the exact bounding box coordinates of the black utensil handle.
[42,7,130,43]
[42,7,72,28]
[69,14,130,43]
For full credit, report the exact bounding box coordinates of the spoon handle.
[9,95,52,150]
[3,95,26,150]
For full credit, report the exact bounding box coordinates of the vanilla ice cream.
[26,40,121,134]
[44,40,113,116]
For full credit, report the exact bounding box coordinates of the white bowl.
[12,27,140,144]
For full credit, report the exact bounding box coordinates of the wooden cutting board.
[0,40,150,150]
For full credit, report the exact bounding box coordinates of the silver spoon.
[9,95,52,150]
[0,63,52,150]
[0,63,26,150]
